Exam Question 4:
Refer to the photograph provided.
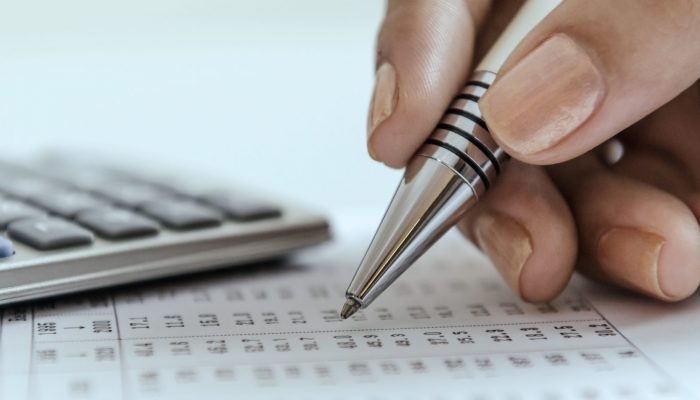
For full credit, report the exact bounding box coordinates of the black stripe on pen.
[466,80,490,89]
[454,93,481,103]
[425,139,490,190]
[435,123,500,175]
[445,108,488,131]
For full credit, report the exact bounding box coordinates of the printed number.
[520,327,547,340]
[92,320,112,333]
[589,323,617,337]
[36,322,57,335]
[486,329,512,342]
[554,325,583,339]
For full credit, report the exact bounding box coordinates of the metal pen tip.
[340,298,361,319]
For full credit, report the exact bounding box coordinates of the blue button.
[0,237,14,258]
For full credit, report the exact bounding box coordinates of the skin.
[366,0,700,302]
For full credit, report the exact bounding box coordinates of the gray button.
[0,199,46,228]
[41,166,124,190]
[77,209,159,239]
[29,191,111,218]
[140,200,222,230]
[202,194,281,221]
[93,183,173,207]
[8,217,94,250]
[0,177,65,199]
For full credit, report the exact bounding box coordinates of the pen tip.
[340,298,361,319]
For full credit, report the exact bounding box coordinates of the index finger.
[368,0,490,168]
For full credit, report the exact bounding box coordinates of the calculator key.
[0,177,65,199]
[140,200,222,230]
[29,191,111,218]
[0,237,14,258]
[77,209,159,239]
[43,167,118,190]
[8,217,94,250]
[202,194,282,221]
[0,199,46,228]
[93,183,174,208]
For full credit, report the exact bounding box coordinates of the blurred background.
[0,0,399,225]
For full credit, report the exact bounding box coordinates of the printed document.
[1,230,698,399]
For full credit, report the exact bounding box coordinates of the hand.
[366,0,700,302]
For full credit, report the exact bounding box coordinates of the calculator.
[0,154,331,305]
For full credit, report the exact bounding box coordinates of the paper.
[0,231,695,400]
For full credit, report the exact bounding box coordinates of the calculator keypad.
[0,162,284,253]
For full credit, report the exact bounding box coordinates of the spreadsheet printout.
[0,231,697,400]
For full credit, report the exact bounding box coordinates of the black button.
[77,209,159,239]
[93,183,173,208]
[29,191,111,218]
[0,199,46,228]
[202,194,281,221]
[139,200,222,230]
[8,217,94,250]
[0,177,65,199]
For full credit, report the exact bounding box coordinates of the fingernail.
[367,62,398,141]
[597,228,673,297]
[480,34,605,156]
[474,212,533,294]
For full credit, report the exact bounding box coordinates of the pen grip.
[416,71,507,200]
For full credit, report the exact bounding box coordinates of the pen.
[341,0,561,319]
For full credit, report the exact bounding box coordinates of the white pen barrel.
[476,0,560,74]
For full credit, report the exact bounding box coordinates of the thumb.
[479,0,700,165]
